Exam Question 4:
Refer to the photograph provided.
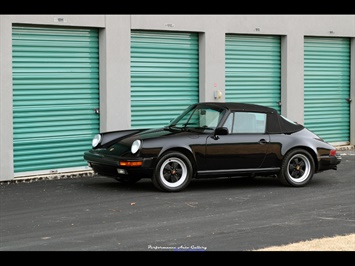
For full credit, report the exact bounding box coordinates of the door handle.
[259,139,269,144]
[346,98,352,103]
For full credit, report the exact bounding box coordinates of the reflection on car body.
[84,102,342,192]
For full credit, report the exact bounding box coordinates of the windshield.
[168,105,226,132]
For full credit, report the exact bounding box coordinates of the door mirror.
[214,127,229,136]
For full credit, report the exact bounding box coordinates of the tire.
[278,149,315,187]
[152,151,193,192]
[114,176,142,185]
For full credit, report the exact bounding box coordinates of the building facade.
[1,15,354,181]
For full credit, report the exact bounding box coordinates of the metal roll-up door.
[12,26,100,175]
[225,34,281,112]
[304,37,350,144]
[131,31,199,128]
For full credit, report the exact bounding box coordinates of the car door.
[205,111,269,171]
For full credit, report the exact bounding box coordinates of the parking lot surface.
[0,149,354,251]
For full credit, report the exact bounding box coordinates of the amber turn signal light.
[119,161,143,167]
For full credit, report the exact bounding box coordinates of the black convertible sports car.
[84,102,342,192]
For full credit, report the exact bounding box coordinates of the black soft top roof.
[196,102,304,134]
[198,102,276,113]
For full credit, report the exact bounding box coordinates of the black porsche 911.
[84,102,342,192]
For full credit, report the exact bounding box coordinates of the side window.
[223,113,234,133]
[224,112,266,133]
[254,113,267,132]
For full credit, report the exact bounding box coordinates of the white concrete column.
[281,33,305,124]
[99,15,131,131]
[0,16,15,181]
[199,30,226,103]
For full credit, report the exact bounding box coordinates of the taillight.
[329,149,337,156]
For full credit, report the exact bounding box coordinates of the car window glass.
[200,109,221,128]
[188,108,222,128]
[254,113,267,132]
[223,113,234,133]
[227,112,266,133]
[171,108,194,128]
[171,107,223,130]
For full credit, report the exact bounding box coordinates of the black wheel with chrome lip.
[278,149,315,186]
[152,151,193,192]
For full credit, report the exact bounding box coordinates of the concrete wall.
[1,15,354,181]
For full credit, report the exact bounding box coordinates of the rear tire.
[278,149,315,187]
[152,151,193,192]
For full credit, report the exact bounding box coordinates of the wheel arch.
[156,147,197,177]
[284,146,319,171]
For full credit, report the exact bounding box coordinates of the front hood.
[100,127,196,156]
[129,126,196,142]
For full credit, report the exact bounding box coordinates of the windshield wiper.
[165,125,182,131]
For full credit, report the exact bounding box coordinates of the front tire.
[278,149,315,187]
[152,151,193,192]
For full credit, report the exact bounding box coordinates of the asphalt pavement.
[0,149,354,252]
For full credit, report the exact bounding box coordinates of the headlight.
[131,140,142,154]
[92,134,102,148]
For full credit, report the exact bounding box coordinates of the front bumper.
[83,150,155,178]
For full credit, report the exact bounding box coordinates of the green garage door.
[12,26,100,175]
[131,31,199,128]
[225,34,281,112]
[304,37,350,144]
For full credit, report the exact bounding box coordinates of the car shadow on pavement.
[86,174,285,193]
